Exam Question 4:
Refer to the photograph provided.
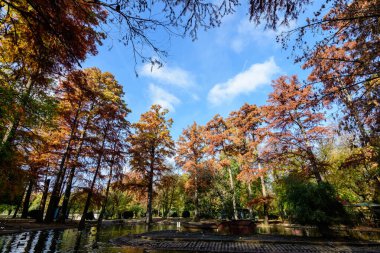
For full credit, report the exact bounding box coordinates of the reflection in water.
[0,223,178,253]
[0,223,379,252]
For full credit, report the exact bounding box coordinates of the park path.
[112,230,380,253]
[113,238,380,252]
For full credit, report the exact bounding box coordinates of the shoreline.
[0,218,78,235]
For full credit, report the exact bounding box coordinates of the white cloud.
[140,63,194,88]
[207,57,281,105]
[148,83,181,112]
[231,19,296,53]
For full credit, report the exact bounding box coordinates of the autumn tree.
[263,75,329,183]
[0,0,106,149]
[128,105,175,224]
[42,68,130,225]
[77,69,130,230]
[155,173,183,218]
[205,115,241,219]
[176,122,213,220]
[228,103,270,223]
[300,0,380,202]
[96,128,129,227]
[44,70,96,223]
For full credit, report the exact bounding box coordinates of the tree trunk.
[338,80,369,147]
[21,179,34,218]
[289,111,323,184]
[0,78,33,150]
[78,131,107,230]
[306,146,323,183]
[97,162,114,228]
[13,185,27,218]
[259,163,269,225]
[228,166,238,220]
[59,103,94,223]
[247,182,253,219]
[146,166,154,224]
[45,105,81,223]
[38,178,50,222]
[194,173,199,221]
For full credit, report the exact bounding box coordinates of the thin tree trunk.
[306,145,322,183]
[194,173,199,221]
[21,179,34,218]
[45,104,81,223]
[146,165,154,224]
[97,159,115,227]
[289,111,323,183]
[78,131,107,230]
[38,178,50,222]
[0,78,33,150]
[338,80,369,146]
[168,183,175,215]
[228,166,238,220]
[59,103,94,223]
[247,182,253,219]
[13,185,27,218]
[259,163,268,225]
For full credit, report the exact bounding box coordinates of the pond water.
[0,222,379,252]
[0,223,179,253]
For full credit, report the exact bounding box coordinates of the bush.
[170,212,178,217]
[27,209,42,220]
[85,211,94,220]
[122,210,134,219]
[277,175,349,228]
[182,210,190,218]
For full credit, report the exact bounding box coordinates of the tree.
[176,122,212,220]
[77,69,130,230]
[44,69,96,223]
[0,0,106,151]
[128,104,175,224]
[228,103,269,223]
[263,75,329,183]
[0,0,239,65]
[97,129,128,227]
[205,114,240,220]
[155,173,183,218]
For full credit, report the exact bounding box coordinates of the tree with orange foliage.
[44,69,97,223]
[176,122,212,220]
[228,103,270,223]
[77,69,130,230]
[0,0,106,151]
[128,105,175,224]
[263,75,329,183]
[205,114,241,219]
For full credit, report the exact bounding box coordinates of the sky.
[83,3,311,140]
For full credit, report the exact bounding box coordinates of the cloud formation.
[231,19,295,53]
[140,63,194,88]
[207,57,280,105]
[148,84,181,112]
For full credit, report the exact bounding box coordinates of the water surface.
[1,222,379,252]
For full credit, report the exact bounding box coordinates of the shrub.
[27,209,42,220]
[85,211,94,220]
[170,212,178,217]
[182,210,190,218]
[277,175,349,228]
[122,210,134,219]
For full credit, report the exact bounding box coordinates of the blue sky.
[83,3,310,139]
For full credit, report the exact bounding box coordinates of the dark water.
[1,223,379,252]
[0,223,179,253]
